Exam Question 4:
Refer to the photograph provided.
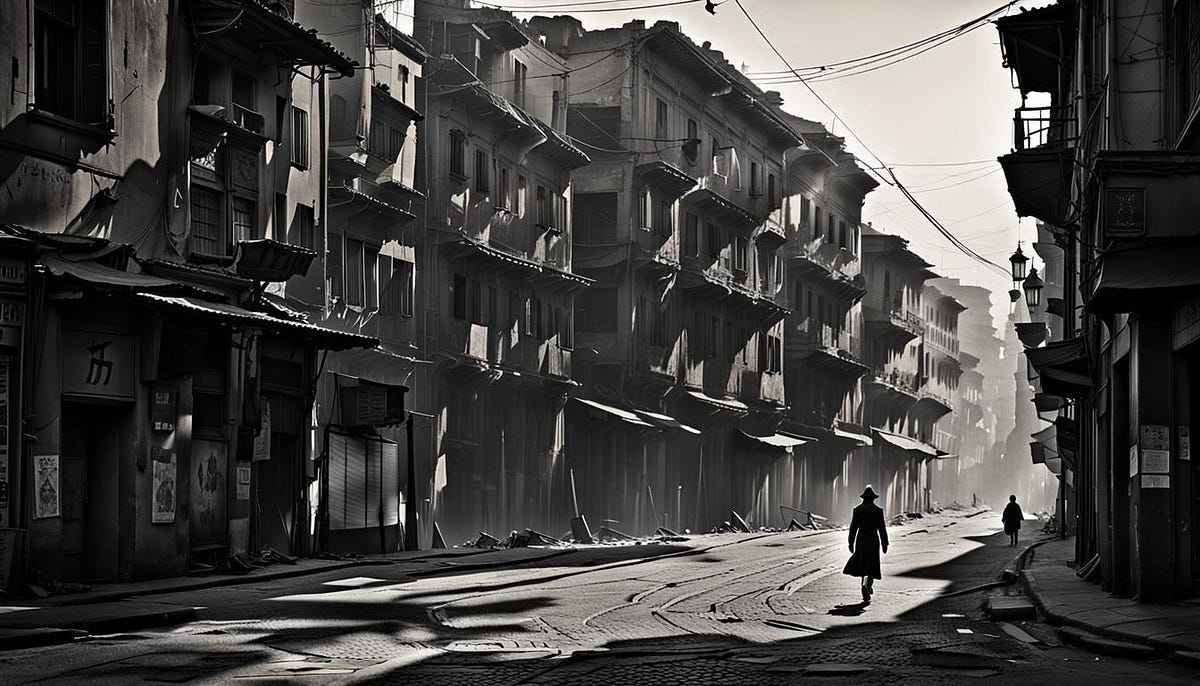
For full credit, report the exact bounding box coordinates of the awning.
[996,1,1075,95]
[1015,321,1048,348]
[873,429,938,457]
[1033,392,1064,412]
[831,426,873,447]
[635,409,700,435]
[739,429,812,448]
[136,294,377,351]
[573,398,653,428]
[1088,238,1200,314]
[43,255,213,296]
[684,389,750,413]
[1025,336,1090,398]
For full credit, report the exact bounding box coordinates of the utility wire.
[479,0,702,13]
[731,0,1010,276]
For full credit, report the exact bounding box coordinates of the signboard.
[34,454,59,519]
[1140,424,1169,451]
[339,382,405,427]
[252,402,271,461]
[1130,444,1138,478]
[1180,426,1191,461]
[1141,474,1170,489]
[0,258,28,286]
[1104,187,1146,237]
[152,449,177,524]
[152,386,177,432]
[0,300,23,349]
[236,464,251,500]
[1142,449,1170,474]
[61,329,134,401]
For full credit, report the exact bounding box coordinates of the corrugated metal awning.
[573,398,653,428]
[739,430,811,448]
[873,429,938,457]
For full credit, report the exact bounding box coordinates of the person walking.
[1002,495,1024,546]
[843,486,888,603]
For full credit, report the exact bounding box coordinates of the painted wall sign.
[1141,449,1170,474]
[152,449,177,524]
[152,386,177,432]
[1141,474,1170,489]
[33,454,59,519]
[1104,187,1146,237]
[61,329,134,400]
[0,258,28,286]
[236,464,251,500]
[1181,426,1191,461]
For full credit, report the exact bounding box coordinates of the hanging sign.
[61,329,134,400]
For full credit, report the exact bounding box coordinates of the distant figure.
[1002,495,1024,546]
[843,486,889,603]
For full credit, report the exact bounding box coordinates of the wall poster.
[236,464,251,500]
[152,449,177,524]
[34,454,59,519]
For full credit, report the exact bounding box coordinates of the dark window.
[291,106,309,168]
[274,192,288,240]
[34,0,108,126]
[190,186,223,255]
[574,192,619,244]
[838,220,847,248]
[364,245,379,310]
[750,161,760,197]
[468,279,483,324]
[345,239,365,307]
[684,213,699,256]
[232,197,256,243]
[517,175,527,217]
[577,288,618,333]
[499,167,511,209]
[513,58,527,108]
[658,200,672,236]
[655,98,669,140]
[536,185,551,227]
[292,203,314,250]
[474,149,489,193]
[231,71,261,133]
[706,222,720,259]
[684,118,699,164]
[827,211,836,242]
[449,130,466,179]
[382,259,415,317]
[637,189,652,231]
[733,235,748,273]
[768,173,778,210]
[452,273,468,320]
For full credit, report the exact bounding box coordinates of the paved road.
[2,509,1197,684]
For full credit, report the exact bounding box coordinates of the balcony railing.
[872,366,919,394]
[889,308,924,336]
[1013,105,1074,151]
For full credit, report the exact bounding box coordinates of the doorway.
[60,404,121,582]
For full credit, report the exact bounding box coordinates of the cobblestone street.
[2,510,1198,684]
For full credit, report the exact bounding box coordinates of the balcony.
[187,0,355,76]
[686,174,759,230]
[787,235,866,303]
[996,2,1075,97]
[788,317,867,378]
[864,305,923,354]
[864,367,920,406]
[1012,105,1073,151]
[912,387,954,421]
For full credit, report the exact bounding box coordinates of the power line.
[730,0,1010,276]
[478,0,702,13]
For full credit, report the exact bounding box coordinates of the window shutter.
[80,1,108,126]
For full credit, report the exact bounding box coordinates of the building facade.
[0,0,369,581]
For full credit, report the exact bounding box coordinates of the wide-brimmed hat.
[860,486,878,500]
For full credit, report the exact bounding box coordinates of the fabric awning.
[831,426,873,447]
[635,409,700,435]
[685,389,750,413]
[136,294,377,351]
[873,429,938,457]
[574,398,653,427]
[739,429,812,448]
[1089,238,1200,313]
[43,255,214,296]
[1033,392,1064,413]
[1025,336,1091,397]
[1015,322,1048,348]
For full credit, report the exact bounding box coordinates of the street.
[1,510,1197,684]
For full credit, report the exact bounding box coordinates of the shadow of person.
[827,601,869,617]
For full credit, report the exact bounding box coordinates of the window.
[449,130,466,180]
[452,273,467,320]
[838,220,847,249]
[800,196,811,230]
[346,239,366,307]
[468,279,482,324]
[687,118,698,142]
[517,175,528,217]
[733,235,748,273]
[827,211,836,242]
[750,161,761,197]
[34,0,108,127]
[658,200,673,236]
[765,333,782,373]
[400,64,410,101]
[474,149,490,193]
[231,71,261,133]
[274,192,287,241]
[292,203,314,250]
[768,173,778,210]
[577,288,618,333]
[561,310,574,349]
[389,126,405,162]
[706,222,720,259]
[189,138,260,256]
[232,197,255,244]
[536,185,551,227]
[290,106,309,168]
[655,98,669,140]
[513,58,527,108]
[190,186,223,256]
[684,213,699,257]
[382,259,415,317]
[364,245,380,310]
[684,118,699,164]
[638,189,652,231]
[499,167,511,210]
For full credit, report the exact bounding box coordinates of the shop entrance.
[60,404,120,582]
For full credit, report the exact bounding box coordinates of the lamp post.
[1009,244,1029,284]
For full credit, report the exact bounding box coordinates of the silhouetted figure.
[1002,495,1024,546]
[843,486,888,603]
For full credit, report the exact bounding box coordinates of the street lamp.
[1009,244,1029,284]
[1023,267,1044,308]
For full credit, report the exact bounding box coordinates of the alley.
[1,511,1197,684]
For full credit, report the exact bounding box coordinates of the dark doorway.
[60,404,121,582]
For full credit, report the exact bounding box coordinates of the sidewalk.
[1019,535,1200,663]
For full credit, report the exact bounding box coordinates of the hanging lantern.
[1023,267,1044,308]
[1009,244,1028,283]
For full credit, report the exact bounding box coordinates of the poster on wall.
[34,455,59,519]
[252,403,271,461]
[236,465,251,500]
[152,449,177,524]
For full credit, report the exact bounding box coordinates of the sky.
[473,0,1052,327]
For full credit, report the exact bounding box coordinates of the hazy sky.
[489,0,1051,323]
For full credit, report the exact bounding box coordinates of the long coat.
[1002,502,1024,535]
[843,501,888,580]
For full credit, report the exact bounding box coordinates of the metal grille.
[190,185,222,255]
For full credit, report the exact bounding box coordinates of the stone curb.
[0,605,199,652]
